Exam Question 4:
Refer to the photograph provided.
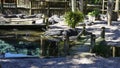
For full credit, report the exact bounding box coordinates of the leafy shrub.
[64,11,84,28]
[92,38,111,57]
[88,9,100,17]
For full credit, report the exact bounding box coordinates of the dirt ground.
[0,56,120,68]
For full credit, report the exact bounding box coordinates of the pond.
[0,29,44,58]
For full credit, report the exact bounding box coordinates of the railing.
[3,3,16,8]
[40,27,96,57]
[17,5,30,8]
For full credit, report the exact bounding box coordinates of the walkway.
[0,56,120,68]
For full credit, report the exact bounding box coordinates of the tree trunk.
[15,0,18,14]
[71,0,76,12]
[83,0,87,14]
[1,0,4,14]
[115,0,119,17]
[29,1,32,15]
[107,0,114,26]
[78,0,83,12]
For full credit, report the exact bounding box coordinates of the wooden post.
[83,24,86,35]
[55,41,59,57]
[15,0,18,14]
[115,0,119,15]
[79,0,83,12]
[77,24,86,37]
[115,0,119,20]
[101,27,105,39]
[40,35,44,56]
[45,18,49,29]
[102,0,105,14]
[40,35,43,56]
[58,42,60,57]
[13,29,18,39]
[84,0,87,14]
[0,64,1,68]
[90,34,96,52]
[1,0,4,14]
[112,46,115,57]
[29,1,32,15]
[47,2,50,17]
[63,31,69,56]
[107,0,114,26]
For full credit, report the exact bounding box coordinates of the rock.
[3,14,17,18]
[63,29,78,36]
[36,14,43,18]
[87,15,95,23]
[0,21,7,24]
[48,15,62,24]
[16,14,25,19]
[100,12,118,21]
[35,19,44,24]
[44,29,64,36]
[23,15,36,18]
[69,36,77,40]
[47,37,61,42]
[84,20,93,26]
[99,14,107,21]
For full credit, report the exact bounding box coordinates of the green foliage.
[0,40,15,53]
[89,0,102,4]
[88,9,100,17]
[41,37,59,57]
[64,11,84,28]
[58,41,65,56]
[92,38,111,57]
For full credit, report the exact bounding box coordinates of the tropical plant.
[64,11,84,28]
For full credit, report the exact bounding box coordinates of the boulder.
[23,15,36,18]
[35,19,44,24]
[44,29,64,36]
[3,14,17,18]
[63,29,78,36]
[48,15,62,24]
[99,14,107,21]
[36,14,43,18]
[16,14,25,19]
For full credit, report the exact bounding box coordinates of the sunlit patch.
[46,61,57,65]
[0,59,11,62]
[72,58,94,64]
[57,62,65,65]
[30,66,39,68]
